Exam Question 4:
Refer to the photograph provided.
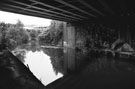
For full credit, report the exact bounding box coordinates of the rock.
[111,39,124,50]
[111,39,134,52]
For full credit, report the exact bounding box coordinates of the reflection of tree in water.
[12,44,64,74]
[12,50,26,63]
[12,44,42,64]
[75,51,91,71]
[75,50,135,73]
[83,57,135,74]
[26,45,41,52]
[18,44,41,52]
[42,48,64,74]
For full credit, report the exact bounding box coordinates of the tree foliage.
[38,20,64,46]
[5,28,29,45]
[16,19,24,28]
[0,22,8,43]
[0,20,29,50]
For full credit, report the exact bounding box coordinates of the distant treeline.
[0,20,29,50]
[0,20,64,50]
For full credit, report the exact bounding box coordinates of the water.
[13,46,64,86]
[12,44,135,86]
[24,50,63,85]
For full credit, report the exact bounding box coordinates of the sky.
[0,10,52,27]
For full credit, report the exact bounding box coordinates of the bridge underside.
[1,1,135,88]
[1,0,135,72]
[0,0,135,24]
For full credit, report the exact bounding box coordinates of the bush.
[38,20,64,46]
[5,27,29,49]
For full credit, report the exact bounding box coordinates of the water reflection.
[12,44,135,86]
[12,45,64,86]
[42,48,64,74]
[78,51,135,74]
[24,51,63,85]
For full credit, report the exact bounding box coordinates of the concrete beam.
[7,0,82,20]
[0,3,77,22]
[76,0,104,16]
[29,0,88,19]
[0,7,72,22]
[54,0,96,17]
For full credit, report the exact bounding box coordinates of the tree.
[16,19,24,29]
[38,20,64,46]
[0,22,8,44]
[5,22,29,50]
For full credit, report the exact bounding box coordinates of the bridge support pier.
[63,22,76,74]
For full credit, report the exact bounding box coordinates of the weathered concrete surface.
[0,50,46,89]
[63,23,75,73]
[74,23,135,53]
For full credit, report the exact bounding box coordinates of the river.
[12,45,64,86]
[11,44,135,86]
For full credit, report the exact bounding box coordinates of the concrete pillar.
[63,22,75,73]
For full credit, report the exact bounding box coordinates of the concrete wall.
[74,23,135,51]
[63,23,75,73]
[118,24,135,44]
[75,23,119,51]
[63,22,119,73]
[63,22,135,73]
